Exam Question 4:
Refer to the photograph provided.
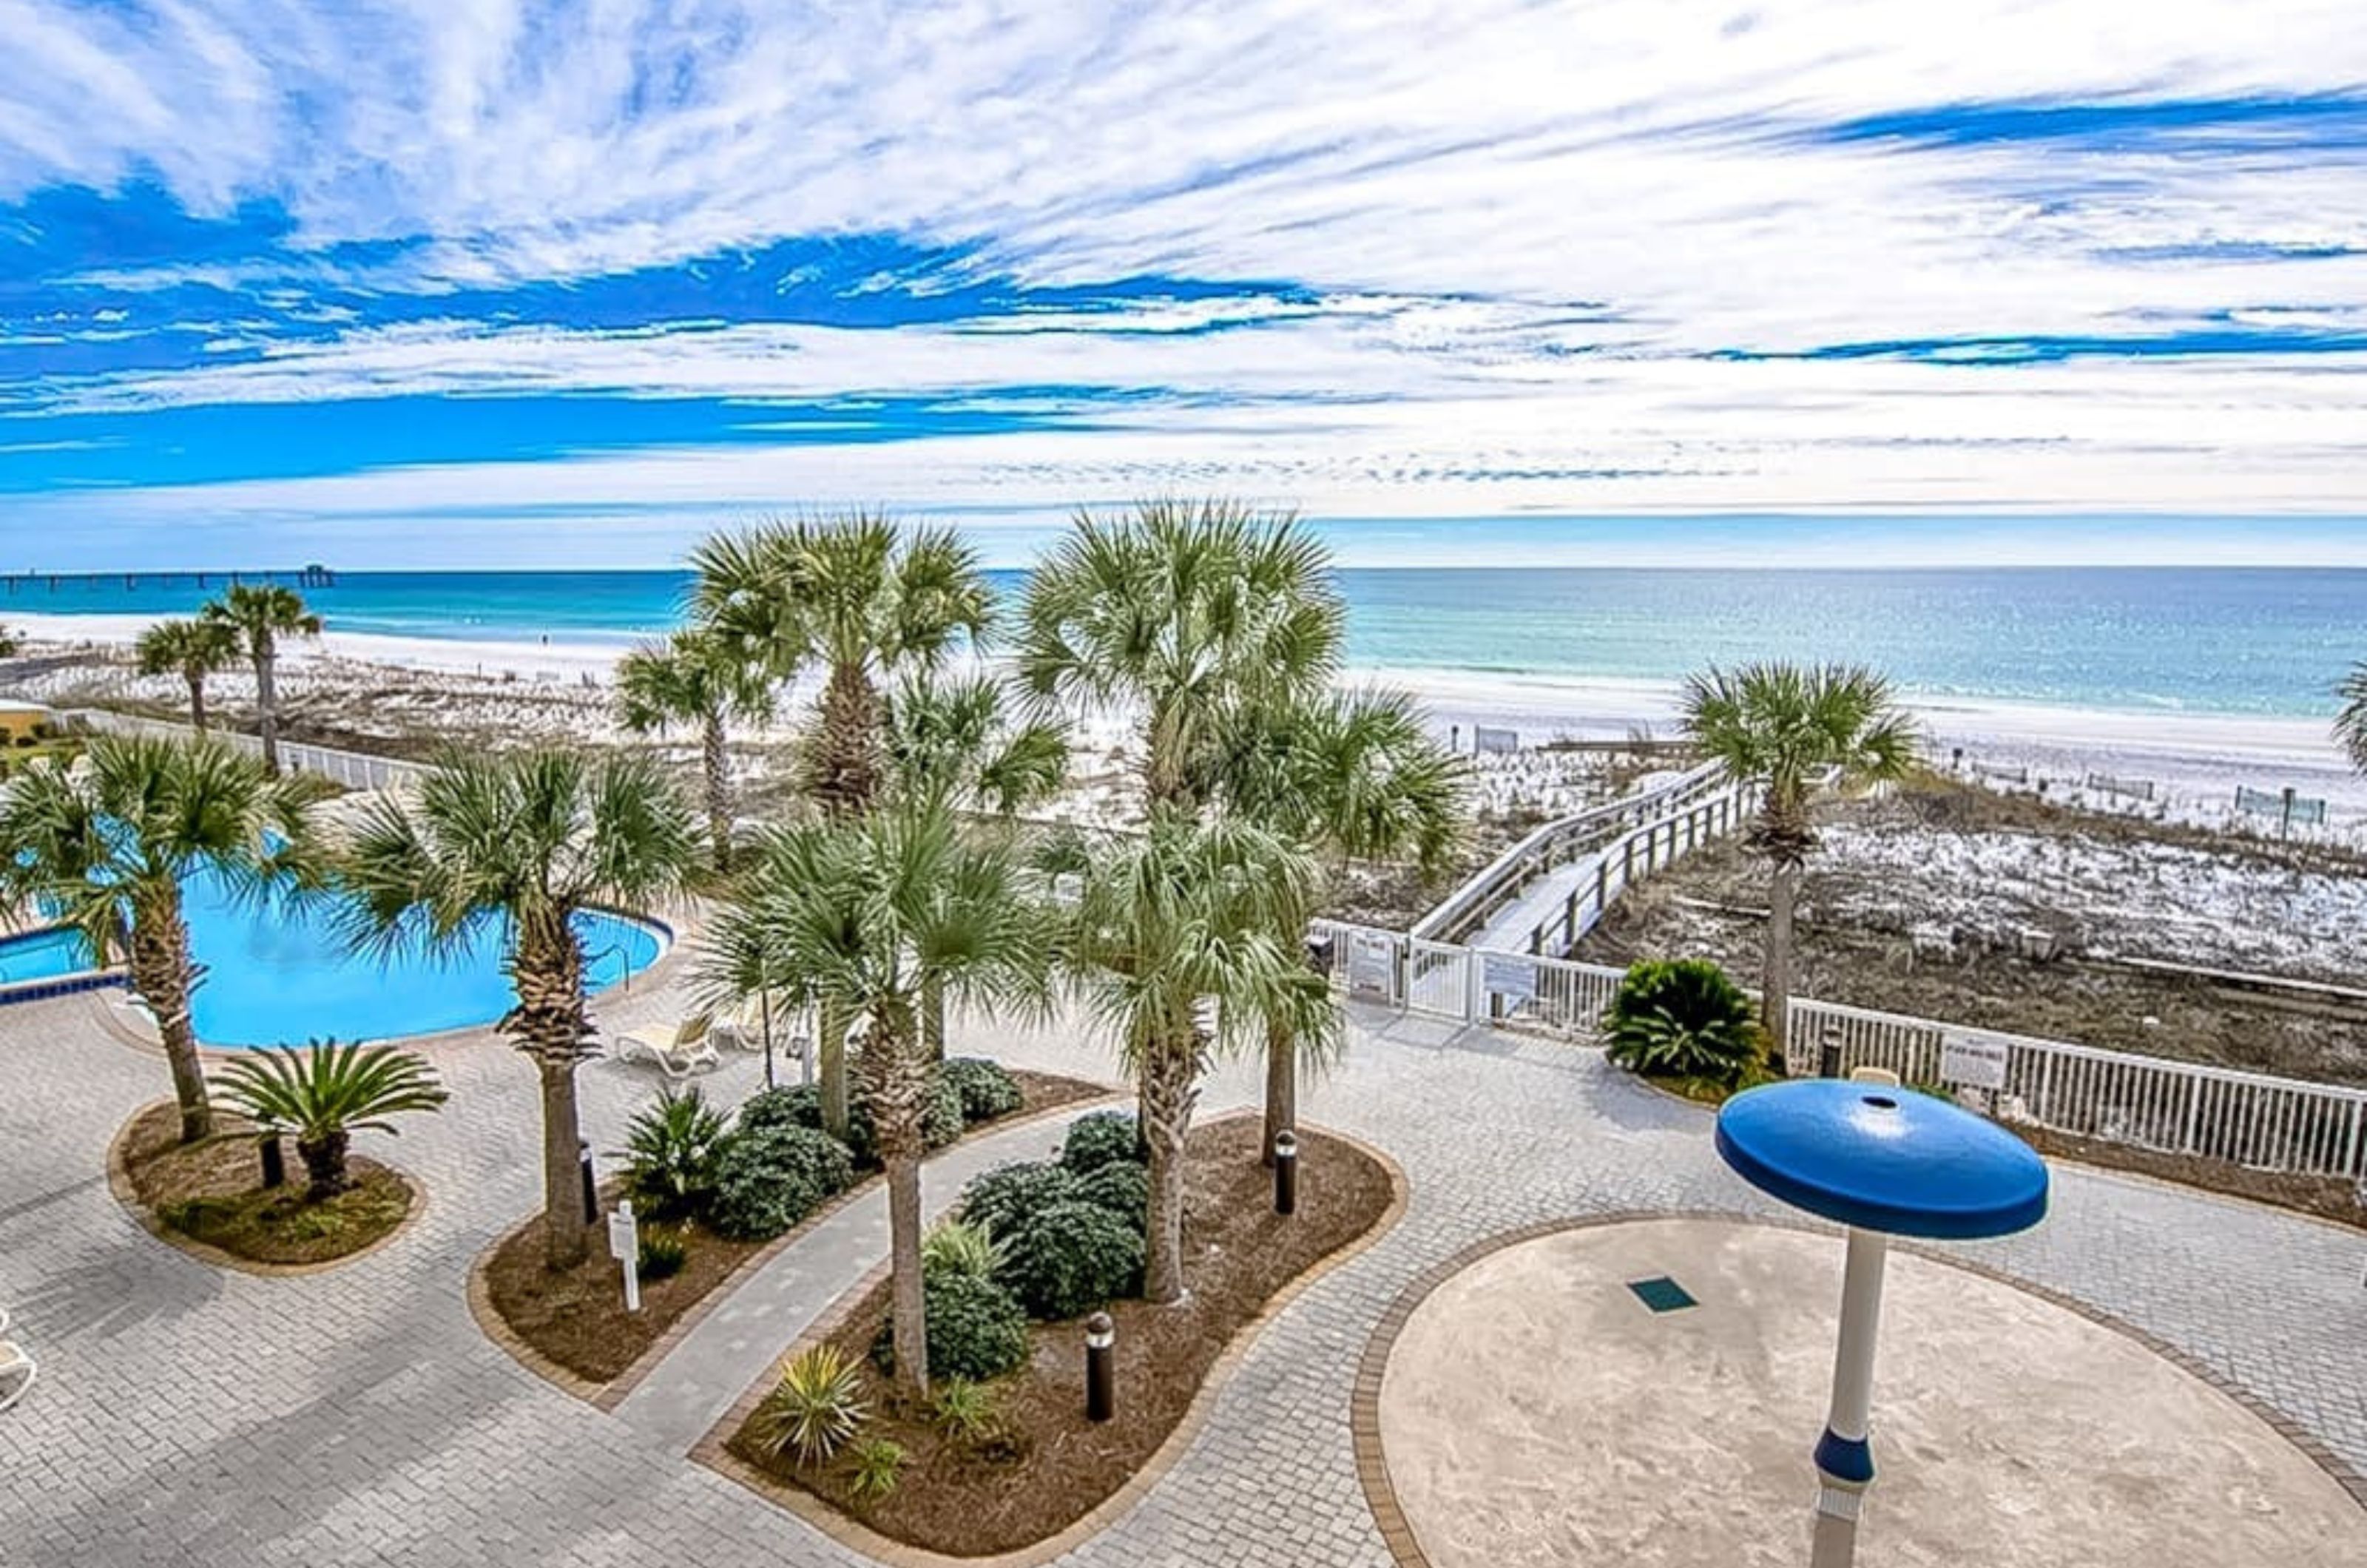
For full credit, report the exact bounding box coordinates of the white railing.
[1516,780,1756,956]
[1308,917,2367,1185]
[54,708,431,792]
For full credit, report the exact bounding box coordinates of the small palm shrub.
[920,1217,1005,1282]
[1602,959,1765,1087]
[942,1057,1023,1122]
[1076,1159,1149,1228]
[637,1225,689,1280]
[927,1378,1002,1444]
[845,1437,907,1503]
[1058,1110,1141,1175]
[210,1039,448,1201]
[997,1200,1146,1319]
[709,1126,856,1240]
[959,1160,1081,1239]
[747,1344,868,1467]
[876,1268,1031,1382]
[618,1087,732,1222]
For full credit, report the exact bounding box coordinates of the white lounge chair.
[613,1013,719,1080]
[0,1311,33,1413]
[714,994,786,1054]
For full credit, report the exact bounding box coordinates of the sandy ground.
[1377,1218,2366,1568]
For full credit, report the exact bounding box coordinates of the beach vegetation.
[1681,662,1917,1067]
[209,1038,448,1201]
[200,583,321,775]
[0,732,327,1142]
[615,627,777,871]
[135,615,240,732]
[2336,664,2367,774]
[337,747,699,1269]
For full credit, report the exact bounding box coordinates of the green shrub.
[1075,1159,1149,1228]
[1058,1110,1141,1175]
[921,1217,1006,1283]
[942,1056,1024,1122]
[637,1224,689,1280]
[618,1087,733,1222]
[927,1378,1002,1444]
[875,1270,1031,1382]
[1601,958,1765,1087]
[708,1125,856,1240]
[736,1084,822,1138]
[959,1160,1081,1240]
[845,1437,906,1503]
[835,1070,965,1166]
[997,1199,1145,1320]
[746,1345,868,1467]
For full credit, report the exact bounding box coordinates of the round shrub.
[1074,1159,1149,1229]
[1601,958,1765,1088]
[959,1160,1081,1240]
[736,1084,822,1138]
[707,1125,856,1240]
[873,1271,1030,1383]
[1058,1110,1141,1175]
[997,1199,1146,1320]
[942,1057,1023,1123]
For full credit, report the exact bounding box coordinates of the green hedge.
[996,1199,1146,1320]
[1058,1111,1141,1175]
[707,1125,855,1240]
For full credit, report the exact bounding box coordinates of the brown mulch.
[2010,1123,2366,1231]
[729,1117,1397,1558]
[484,1069,1110,1386]
[118,1101,416,1265]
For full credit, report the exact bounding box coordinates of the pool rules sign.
[1940,1033,2010,1092]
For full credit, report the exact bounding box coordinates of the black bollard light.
[1084,1311,1115,1422]
[258,1132,286,1190]
[1817,1022,1844,1081]
[579,1140,598,1226]
[1273,1129,1299,1216]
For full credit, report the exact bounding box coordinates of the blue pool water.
[0,872,663,1047]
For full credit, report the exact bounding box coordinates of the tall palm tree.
[135,616,241,732]
[339,749,699,1268]
[1049,811,1337,1304]
[1215,686,1470,1161]
[2334,664,2367,774]
[1681,663,1918,1067]
[212,1041,448,1200]
[703,803,1048,1394]
[202,584,322,774]
[689,513,992,818]
[615,628,778,870]
[0,734,325,1141]
[1015,499,1345,811]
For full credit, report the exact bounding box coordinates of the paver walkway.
[2,971,2363,1567]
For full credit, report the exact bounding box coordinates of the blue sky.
[2,2,2366,570]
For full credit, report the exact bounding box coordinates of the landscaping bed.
[726,1115,1397,1557]
[116,1101,416,1266]
[484,1065,1108,1387]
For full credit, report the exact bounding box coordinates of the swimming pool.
[0,871,664,1047]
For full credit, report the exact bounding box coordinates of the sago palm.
[1681,662,1917,1065]
[689,513,991,817]
[1015,499,1345,811]
[0,734,325,1140]
[702,802,1050,1393]
[1047,811,1337,1304]
[2335,664,2367,774]
[615,627,777,870]
[338,748,699,1268]
[212,1039,448,1200]
[135,616,240,732]
[202,583,322,774]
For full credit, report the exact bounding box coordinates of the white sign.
[1348,933,1396,1001]
[1473,726,1520,755]
[1939,1034,2010,1092]
[1482,953,1536,1004]
[607,1200,643,1314]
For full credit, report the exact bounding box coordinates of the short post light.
[1084,1311,1115,1422]
[578,1139,598,1226]
[256,1132,286,1189]
[1272,1129,1299,1216]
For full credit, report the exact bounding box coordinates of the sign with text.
[1482,953,1537,1005]
[1939,1033,2010,1091]
[1348,933,1397,1001]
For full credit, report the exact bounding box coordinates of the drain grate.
[1626,1275,1697,1314]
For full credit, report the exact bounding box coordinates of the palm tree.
[1049,811,1337,1304]
[1681,663,1918,1067]
[0,734,325,1141]
[202,584,322,774]
[1215,686,1469,1161]
[0,624,20,658]
[703,802,1049,1393]
[2334,665,2367,774]
[689,513,992,818]
[135,616,241,732]
[339,749,699,1268]
[1015,499,1345,811]
[615,628,778,870]
[212,1041,448,1200]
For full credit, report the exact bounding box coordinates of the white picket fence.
[56,708,430,792]
[1309,918,2367,1185]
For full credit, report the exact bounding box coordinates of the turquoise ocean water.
[10,567,2364,719]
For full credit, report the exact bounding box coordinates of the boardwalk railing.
[1309,918,2367,1185]
[55,709,431,792]
[1518,780,1755,956]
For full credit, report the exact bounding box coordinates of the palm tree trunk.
[1138,1029,1203,1305]
[512,920,592,1268]
[1764,859,1799,1072]
[1261,1018,1295,1169]
[818,996,850,1140]
[186,671,209,732]
[536,1054,590,1268]
[921,971,945,1064]
[810,660,882,817]
[129,896,210,1142]
[884,1149,928,1395]
[254,641,280,775]
[297,1129,351,1201]
[701,708,733,869]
